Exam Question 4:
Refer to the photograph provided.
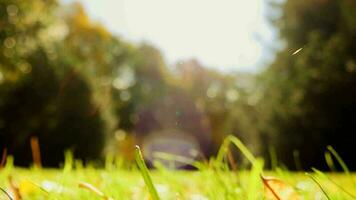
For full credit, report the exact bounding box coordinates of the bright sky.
[62,0,275,72]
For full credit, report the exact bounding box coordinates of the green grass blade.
[63,150,73,173]
[216,135,256,165]
[216,138,230,167]
[247,159,264,200]
[135,145,160,200]
[312,168,356,199]
[229,136,256,164]
[327,146,349,174]
[327,146,356,186]
[268,146,278,170]
[306,173,331,200]
[324,151,336,171]
[105,153,114,170]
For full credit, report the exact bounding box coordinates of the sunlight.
[62,0,273,72]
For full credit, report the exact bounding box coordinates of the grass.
[0,136,355,200]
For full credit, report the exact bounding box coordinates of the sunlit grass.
[0,136,355,199]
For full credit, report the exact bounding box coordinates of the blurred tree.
[174,60,261,159]
[0,0,106,166]
[61,3,138,148]
[111,43,171,132]
[0,0,177,164]
[259,0,356,170]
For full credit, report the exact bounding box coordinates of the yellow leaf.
[261,175,301,200]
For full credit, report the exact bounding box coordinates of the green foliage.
[135,145,160,200]
[257,0,356,170]
[0,0,106,166]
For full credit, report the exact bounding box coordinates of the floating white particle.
[292,48,303,55]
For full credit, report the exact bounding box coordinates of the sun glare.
[62,0,274,72]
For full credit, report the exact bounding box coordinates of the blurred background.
[0,0,356,170]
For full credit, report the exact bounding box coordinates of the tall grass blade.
[135,145,160,200]
[312,168,356,199]
[105,153,114,170]
[327,146,356,186]
[63,150,73,173]
[306,173,331,200]
[247,159,264,200]
[327,146,349,174]
[324,151,336,171]
[217,135,256,165]
[268,146,278,170]
[216,135,262,199]
[229,136,256,164]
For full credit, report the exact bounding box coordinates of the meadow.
[0,136,355,200]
